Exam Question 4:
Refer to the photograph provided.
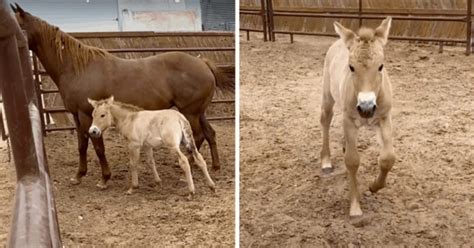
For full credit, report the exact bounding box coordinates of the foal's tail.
[201,58,235,93]
[179,117,197,154]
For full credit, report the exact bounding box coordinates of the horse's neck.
[110,105,136,136]
[33,35,71,85]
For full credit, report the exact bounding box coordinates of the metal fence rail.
[0,1,61,246]
[239,0,268,41]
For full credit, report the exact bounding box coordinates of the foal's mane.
[97,99,143,112]
[31,14,108,73]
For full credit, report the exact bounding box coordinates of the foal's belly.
[144,136,163,148]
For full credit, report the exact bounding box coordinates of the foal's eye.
[349,65,355,72]
[378,64,384,71]
[100,114,105,118]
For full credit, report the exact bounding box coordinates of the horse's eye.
[378,64,384,71]
[100,114,105,118]
[349,65,355,72]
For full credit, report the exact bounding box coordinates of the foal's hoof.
[96,180,108,190]
[125,188,134,195]
[369,182,385,193]
[187,193,195,201]
[321,166,334,175]
[70,177,81,185]
[209,186,217,194]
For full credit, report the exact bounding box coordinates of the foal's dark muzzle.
[357,102,376,118]
[88,126,101,138]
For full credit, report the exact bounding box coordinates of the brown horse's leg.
[185,114,205,151]
[320,92,335,174]
[78,111,111,188]
[343,116,362,217]
[90,136,111,189]
[200,115,220,170]
[370,116,396,193]
[71,114,89,185]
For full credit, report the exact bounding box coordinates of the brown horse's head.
[334,17,392,118]
[10,3,39,49]
[88,96,115,138]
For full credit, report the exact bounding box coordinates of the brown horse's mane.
[31,14,108,73]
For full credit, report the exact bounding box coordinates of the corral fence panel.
[240,0,473,54]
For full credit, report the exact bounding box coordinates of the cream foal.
[320,17,396,216]
[88,96,216,196]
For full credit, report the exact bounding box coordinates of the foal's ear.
[87,98,97,108]
[375,16,392,45]
[334,21,356,48]
[105,95,114,104]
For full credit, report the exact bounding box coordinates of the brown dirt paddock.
[240,33,473,246]
[0,121,234,246]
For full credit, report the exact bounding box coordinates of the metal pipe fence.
[241,0,473,55]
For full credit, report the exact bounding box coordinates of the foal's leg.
[127,144,140,194]
[320,92,335,174]
[370,116,396,193]
[200,114,220,170]
[144,146,162,185]
[191,148,216,192]
[343,116,362,216]
[71,114,89,185]
[173,145,195,198]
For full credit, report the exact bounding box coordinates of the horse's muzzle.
[357,102,376,118]
[88,126,102,138]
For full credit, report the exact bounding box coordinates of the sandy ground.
[0,120,234,246]
[240,33,473,246]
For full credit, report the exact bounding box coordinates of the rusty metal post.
[467,0,472,55]
[358,0,363,27]
[260,0,268,41]
[246,30,250,40]
[0,1,62,246]
[266,0,275,41]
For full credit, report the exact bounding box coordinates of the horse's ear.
[14,3,26,17]
[87,98,97,108]
[375,16,392,45]
[10,3,17,13]
[106,96,114,104]
[334,21,356,48]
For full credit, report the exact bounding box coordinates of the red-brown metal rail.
[239,0,268,41]
[265,0,473,55]
[0,1,61,246]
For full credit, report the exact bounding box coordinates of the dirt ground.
[240,33,473,247]
[0,121,234,246]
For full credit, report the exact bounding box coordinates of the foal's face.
[88,98,114,138]
[334,17,392,118]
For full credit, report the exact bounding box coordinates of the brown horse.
[10,4,234,188]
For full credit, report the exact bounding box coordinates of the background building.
[9,0,235,32]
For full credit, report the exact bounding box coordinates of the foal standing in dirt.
[88,96,216,197]
[320,17,396,216]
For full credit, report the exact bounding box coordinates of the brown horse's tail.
[201,58,235,93]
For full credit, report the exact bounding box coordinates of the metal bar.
[41,89,60,94]
[43,107,68,113]
[70,31,234,38]
[0,1,61,245]
[45,126,77,132]
[273,30,467,43]
[467,0,472,55]
[207,116,235,121]
[246,30,250,41]
[270,8,467,16]
[261,0,268,41]
[267,0,275,41]
[239,28,265,32]
[32,54,46,136]
[106,47,234,53]
[358,0,363,27]
[240,10,262,15]
[272,11,467,22]
[211,99,235,103]
[0,108,7,140]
